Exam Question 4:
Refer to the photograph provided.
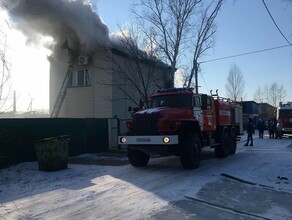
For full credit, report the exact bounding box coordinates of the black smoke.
[5,0,109,51]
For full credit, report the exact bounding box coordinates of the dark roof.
[239,101,258,105]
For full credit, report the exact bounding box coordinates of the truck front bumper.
[118,135,179,145]
[283,128,292,134]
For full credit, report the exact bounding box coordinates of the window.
[279,109,292,117]
[193,96,201,107]
[70,69,91,87]
[207,97,212,109]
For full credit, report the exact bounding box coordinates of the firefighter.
[244,117,255,146]
[268,118,275,138]
[257,118,265,139]
[276,118,283,139]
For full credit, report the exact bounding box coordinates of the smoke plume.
[5,0,109,51]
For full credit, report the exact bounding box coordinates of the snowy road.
[0,135,292,219]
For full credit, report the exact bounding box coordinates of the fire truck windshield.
[279,109,292,118]
[151,94,192,108]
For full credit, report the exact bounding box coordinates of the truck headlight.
[163,136,170,143]
[120,137,127,143]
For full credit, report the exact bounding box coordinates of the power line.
[199,69,209,94]
[200,1,292,64]
[200,44,292,64]
[261,0,292,46]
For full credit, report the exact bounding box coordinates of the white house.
[49,43,170,119]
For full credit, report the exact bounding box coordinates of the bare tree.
[0,19,12,113]
[269,83,287,107]
[253,87,264,103]
[225,63,245,101]
[277,84,287,104]
[284,0,292,5]
[269,83,278,107]
[263,85,270,104]
[132,0,200,88]
[253,83,287,107]
[187,0,223,92]
[99,25,168,109]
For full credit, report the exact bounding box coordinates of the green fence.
[0,118,109,169]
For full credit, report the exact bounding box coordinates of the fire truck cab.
[277,102,292,134]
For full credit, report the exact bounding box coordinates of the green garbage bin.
[34,135,69,171]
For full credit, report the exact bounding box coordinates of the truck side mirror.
[201,94,207,110]
[139,99,144,109]
[133,107,140,113]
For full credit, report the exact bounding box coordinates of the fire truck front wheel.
[128,147,150,167]
[180,134,201,169]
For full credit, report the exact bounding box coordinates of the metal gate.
[108,118,119,150]
[108,118,129,150]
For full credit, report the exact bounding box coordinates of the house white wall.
[111,52,137,119]
[110,49,168,119]
[49,46,168,119]
[91,47,112,118]
[50,47,112,118]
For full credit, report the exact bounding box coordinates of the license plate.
[136,138,151,143]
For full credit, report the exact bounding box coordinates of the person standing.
[268,118,275,138]
[244,117,255,146]
[257,118,265,139]
[272,118,277,139]
[276,118,283,139]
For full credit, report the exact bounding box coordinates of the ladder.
[50,65,73,118]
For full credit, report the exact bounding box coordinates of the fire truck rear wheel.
[215,129,231,158]
[180,134,201,169]
[128,147,150,167]
[229,129,237,155]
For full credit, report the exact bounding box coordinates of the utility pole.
[27,95,33,112]
[13,90,16,113]
[0,33,7,100]
[194,62,200,94]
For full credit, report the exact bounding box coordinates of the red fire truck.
[277,102,292,134]
[118,88,243,169]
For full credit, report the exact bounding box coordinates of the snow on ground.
[0,133,291,219]
[214,135,292,192]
